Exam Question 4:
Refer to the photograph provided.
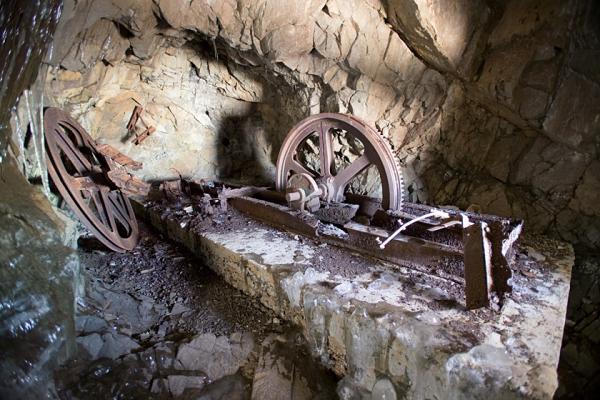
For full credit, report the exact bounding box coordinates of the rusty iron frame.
[222,190,521,310]
[127,105,155,145]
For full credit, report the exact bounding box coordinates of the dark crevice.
[113,20,135,39]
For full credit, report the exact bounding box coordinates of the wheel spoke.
[288,159,317,178]
[275,113,404,211]
[333,154,371,190]
[90,188,110,228]
[319,122,334,177]
[108,191,133,233]
[99,187,119,233]
[53,126,93,173]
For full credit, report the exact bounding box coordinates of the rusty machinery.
[43,107,521,309]
[44,107,140,252]
[224,113,522,310]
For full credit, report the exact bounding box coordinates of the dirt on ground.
[55,221,337,399]
[77,222,282,339]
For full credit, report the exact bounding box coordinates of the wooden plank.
[127,105,143,132]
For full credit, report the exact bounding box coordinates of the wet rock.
[175,332,255,381]
[0,159,80,399]
[155,342,176,371]
[139,347,158,374]
[75,315,109,335]
[98,332,140,360]
[150,378,168,394]
[251,335,312,400]
[167,375,207,397]
[251,333,337,400]
[77,333,104,360]
[196,374,248,400]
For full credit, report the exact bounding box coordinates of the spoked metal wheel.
[275,113,404,211]
[44,107,138,252]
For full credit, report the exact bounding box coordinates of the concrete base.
[134,200,573,399]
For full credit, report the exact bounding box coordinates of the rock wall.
[44,0,600,249]
[0,1,80,398]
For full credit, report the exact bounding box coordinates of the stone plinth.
[134,200,573,399]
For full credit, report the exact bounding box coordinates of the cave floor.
[54,222,337,399]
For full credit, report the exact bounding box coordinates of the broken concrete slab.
[136,201,573,399]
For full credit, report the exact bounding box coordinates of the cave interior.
[0,0,599,399]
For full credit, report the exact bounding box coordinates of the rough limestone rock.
[98,332,140,360]
[38,0,600,253]
[385,0,491,76]
[76,333,104,360]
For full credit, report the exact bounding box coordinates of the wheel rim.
[44,107,139,252]
[275,113,404,211]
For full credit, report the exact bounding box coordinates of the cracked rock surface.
[4,0,596,398]
[36,0,600,251]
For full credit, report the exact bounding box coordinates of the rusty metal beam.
[343,222,465,284]
[229,196,465,284]
[463,222,493,309]
[127,105,143,132]
[229,196,319,238]
[96,143,142,170]
[106,169,150,197]
[132,126,155,145]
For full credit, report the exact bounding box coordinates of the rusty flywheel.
[275,113,404,211]
[44,107,138,252]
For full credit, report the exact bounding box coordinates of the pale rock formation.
[39,0,600,251]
